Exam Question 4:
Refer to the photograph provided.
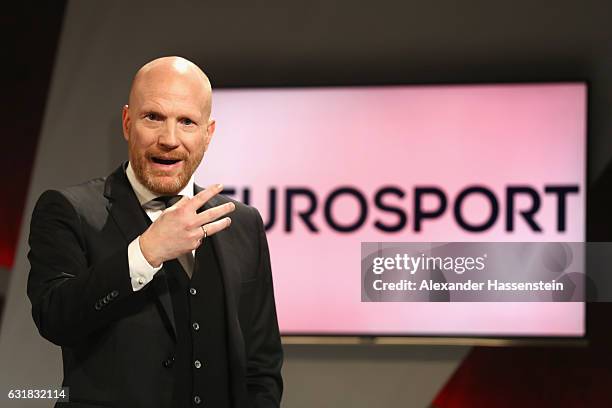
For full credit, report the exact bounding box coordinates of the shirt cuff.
[128,236,162,291]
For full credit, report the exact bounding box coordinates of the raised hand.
[139,184,235,267]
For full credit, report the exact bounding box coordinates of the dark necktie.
[152,195,183,209]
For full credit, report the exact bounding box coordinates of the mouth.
[149,156,184,170]
[151,157,181,165]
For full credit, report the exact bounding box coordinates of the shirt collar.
[126,162,195,207]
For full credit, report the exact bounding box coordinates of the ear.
[203,119,216,151]
[122,105,131,141]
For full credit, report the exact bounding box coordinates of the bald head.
[128,56,212,118]
[122,56,217,195]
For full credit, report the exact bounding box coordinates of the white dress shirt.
[126,162,196,291]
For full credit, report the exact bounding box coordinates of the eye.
[181,118,196,126]
[145,112,161,121]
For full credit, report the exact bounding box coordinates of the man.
[27,56,283,407]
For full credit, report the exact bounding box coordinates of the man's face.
[122,71,215,195]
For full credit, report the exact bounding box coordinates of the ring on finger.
[201,225,207,239]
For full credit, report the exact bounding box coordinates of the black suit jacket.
[27,163,283,408]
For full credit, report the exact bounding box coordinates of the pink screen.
[196,83,586,337]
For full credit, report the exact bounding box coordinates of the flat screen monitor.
[196,83,586,337]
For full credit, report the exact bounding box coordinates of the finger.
[202,217,232,237]
[195,202,235,226]
[187,184,224,212]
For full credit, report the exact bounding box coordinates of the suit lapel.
[195,186,241,309]
[104,163,177,341]
[195,186,245,372]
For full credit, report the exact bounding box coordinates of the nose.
[158,121,180,150]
